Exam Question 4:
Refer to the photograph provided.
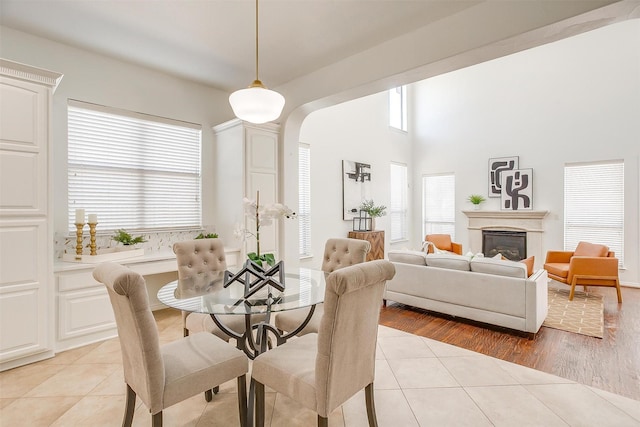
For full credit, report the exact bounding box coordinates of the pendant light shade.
[229,0,285,124]
[229,80,285,124]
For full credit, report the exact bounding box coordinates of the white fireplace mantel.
[463,210,549,268]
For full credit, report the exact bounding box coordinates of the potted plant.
[467,194,486,210]
[359,199,387,230]
[195,232,219,239]
[112,229,147,247]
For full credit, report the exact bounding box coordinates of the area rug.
[542,287,604,338]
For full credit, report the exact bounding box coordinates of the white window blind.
[389,86,407,131]
[564,161,624,266]
[68,100,202,232]
[299,144,312,257]
[423,174,455,239]
[390,163,408,241]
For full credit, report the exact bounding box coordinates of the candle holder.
[88,222,98,255]
[75,223,85,260]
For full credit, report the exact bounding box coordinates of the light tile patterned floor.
[1,310,639,426]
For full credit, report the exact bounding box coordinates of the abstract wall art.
[500,168,533,210]
[342,160,371,220]
[488,156,518,198]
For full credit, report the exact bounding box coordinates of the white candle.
[88,214,98,224]
[75,208,85,224]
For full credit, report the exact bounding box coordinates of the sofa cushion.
[574,241,608,257]
[425,253,470,271]
[544,262,569,279]
[519,256,535,277]
[469,257,527,278]
[388,250,427,266]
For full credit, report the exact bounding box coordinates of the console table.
[348,230,384,261]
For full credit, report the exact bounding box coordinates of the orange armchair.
[424,234,462,255]
[544,241,621,303]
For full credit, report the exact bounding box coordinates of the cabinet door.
[0,218,51,364]
[0,77,49,216]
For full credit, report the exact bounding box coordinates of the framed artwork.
[342,160,371,220]
[501,168,533,210]
[489,156,518,198]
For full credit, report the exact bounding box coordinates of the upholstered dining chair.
[274,237,371,336]
[173,238,250,341]
[424,234,463,255]
[251,259,395,427]
[93,262,249,427]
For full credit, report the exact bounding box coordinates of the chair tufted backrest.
[321,238,371,273]
[173,238,227,277]
[93,262,165,413]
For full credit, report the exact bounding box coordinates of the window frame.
[67,100,202,233]
[298,143,312,258]
[389,85,408,132]
[564,160,624,267]
[389,162,408,242]
[422,173,456,240]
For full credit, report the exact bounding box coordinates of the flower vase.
[370,218,376,231]
[473,204,481,211]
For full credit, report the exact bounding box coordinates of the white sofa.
[384,250,548,334]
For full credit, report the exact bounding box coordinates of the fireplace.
[482,230,527,261]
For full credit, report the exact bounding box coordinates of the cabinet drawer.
[57,272,100,292]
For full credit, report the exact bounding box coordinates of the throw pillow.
[519,256,534,277]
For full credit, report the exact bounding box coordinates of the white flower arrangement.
[235,191,296,266]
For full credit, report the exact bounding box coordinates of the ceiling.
[1,0,634,105]
[0,0,487,92]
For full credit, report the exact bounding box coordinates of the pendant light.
[229,0,285,124]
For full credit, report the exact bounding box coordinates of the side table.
[348,230,384,261]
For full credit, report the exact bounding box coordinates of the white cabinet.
[213,119,280,260]
[0,59,63,371]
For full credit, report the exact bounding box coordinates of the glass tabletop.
[157,267,327,316]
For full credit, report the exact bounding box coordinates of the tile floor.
[1,310,639,426]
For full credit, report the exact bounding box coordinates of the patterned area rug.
[543,287,604,338]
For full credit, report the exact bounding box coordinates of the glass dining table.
[157,266,327,359]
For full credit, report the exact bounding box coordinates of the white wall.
[0,26,235,242]
[411,19,640,286]
[298,91,412,269]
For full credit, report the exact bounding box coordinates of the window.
[299,143,312,257]
[564,161,624,266]
[422,174,455,239]
[389,86,407,131]
[390,163,408,241]
[67,100,202,232]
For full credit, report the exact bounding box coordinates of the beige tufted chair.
[173,238,265,343]
[252,260,396,427]
[93,262,248,427]
[274,237,370,336]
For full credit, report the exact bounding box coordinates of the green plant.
[467,194,486,205]
[112,229,146,246]
[359,199,387,218]
[247,252,276,267]
[195,232,219,239]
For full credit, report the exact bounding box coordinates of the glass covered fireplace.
[482,230,526,261]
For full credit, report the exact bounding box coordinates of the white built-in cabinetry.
[213,119,280,260]
[0,59,63,371]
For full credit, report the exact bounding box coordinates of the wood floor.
[379,282,640,402]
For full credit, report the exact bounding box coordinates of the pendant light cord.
[255,0,260,82]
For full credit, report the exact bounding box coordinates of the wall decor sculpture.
[342,160,371,220]
[488,156,518,198]
[501,168,533,210]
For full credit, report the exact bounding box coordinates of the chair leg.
[123,384,136,427]
[365,383,378,427]
[254,379,265,427]
[237,375,248,427]
[317,415,329,427]
[615,278,623,303]
[152,411,162,427]
[205,389,213,402]
[569,282,577,301]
